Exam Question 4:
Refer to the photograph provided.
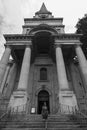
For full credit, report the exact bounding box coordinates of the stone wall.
[27,56,59,114]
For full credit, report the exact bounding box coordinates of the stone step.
[0,121,85,128]
[0,118,87,127]
[0,114,87,130]
[0,120,82,125]
[2,114,70,122]
[1,123,85,129]
[0,120,79,123]
[5,119,72,122]
[0,125,81,129]
[23,117,70,121]
[1,128,87,130]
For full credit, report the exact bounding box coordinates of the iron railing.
[9,104,27,115]
[58,103,78,114]
[0,102,87,121]
[0,103,27,121]
[0,109,11,121]
[0,99,9,112]
[75,109,87,119]
[58,103,87,120]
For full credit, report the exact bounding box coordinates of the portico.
[0,3,87,114]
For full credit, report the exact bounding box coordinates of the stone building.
[0,3,86,115]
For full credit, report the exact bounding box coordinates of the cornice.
[54,34,82,40]
[4,33,82,46]
[22,25,65,28]
[54,34,82,45]
[4,34,33,42]
[24,18,63,21]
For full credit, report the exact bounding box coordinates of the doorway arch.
[37,90,50,114]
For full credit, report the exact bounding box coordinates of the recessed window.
[40,68,47,80]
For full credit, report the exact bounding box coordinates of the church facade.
[0,3,87,115]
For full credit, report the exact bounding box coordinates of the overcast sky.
[0,0,87,57]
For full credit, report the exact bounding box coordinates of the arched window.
[40,68,47,80]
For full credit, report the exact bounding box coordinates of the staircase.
[0,113,87,130]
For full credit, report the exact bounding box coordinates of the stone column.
[0,63,11,94]
[56,45,69,90]
[17,46,31,90]
[75,45,87,89]
[0,46,11,87]
[55,44,78,114]
[4,63,17,99]
[9,45,31,112]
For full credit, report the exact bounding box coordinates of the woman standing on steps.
[41,102,48,119]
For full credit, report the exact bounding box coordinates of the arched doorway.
[37,90,50,114]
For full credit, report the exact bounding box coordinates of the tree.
[76,14,87,58]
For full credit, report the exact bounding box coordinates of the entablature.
[54,34,82,45]
[4,34,33,46]
[24,18,63,23]
[23,25,65,29]
[24,18,64,27]
[4,33,82,46]
[4,34,33,41]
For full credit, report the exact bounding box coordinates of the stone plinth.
[58,90,78,114]
[8,90,27,112]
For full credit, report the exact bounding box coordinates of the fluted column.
[75,45,87,88]
[17,45,31,90]
[0,46,11,86]
[56,45,69,90]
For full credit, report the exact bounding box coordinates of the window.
[40,68,47,80]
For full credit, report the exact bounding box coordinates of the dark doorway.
[38,90,50,114]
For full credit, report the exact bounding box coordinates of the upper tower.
[22,3,65,34]
[34,3,53,18]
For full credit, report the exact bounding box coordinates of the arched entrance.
[37,90,50,114]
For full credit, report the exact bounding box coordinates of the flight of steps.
[0,114,87,130]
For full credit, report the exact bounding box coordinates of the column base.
[58,90,78,114]
[8,90,27,113]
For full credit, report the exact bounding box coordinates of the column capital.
[25,44,32,48]
[74,42,82,47]
[74,44,81,48]
[55,44,62,48]
[54,39,62,48]
[54,38,59,43]
[28,39,32,46]
[25,39,32,49]
[4,45,11,49]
